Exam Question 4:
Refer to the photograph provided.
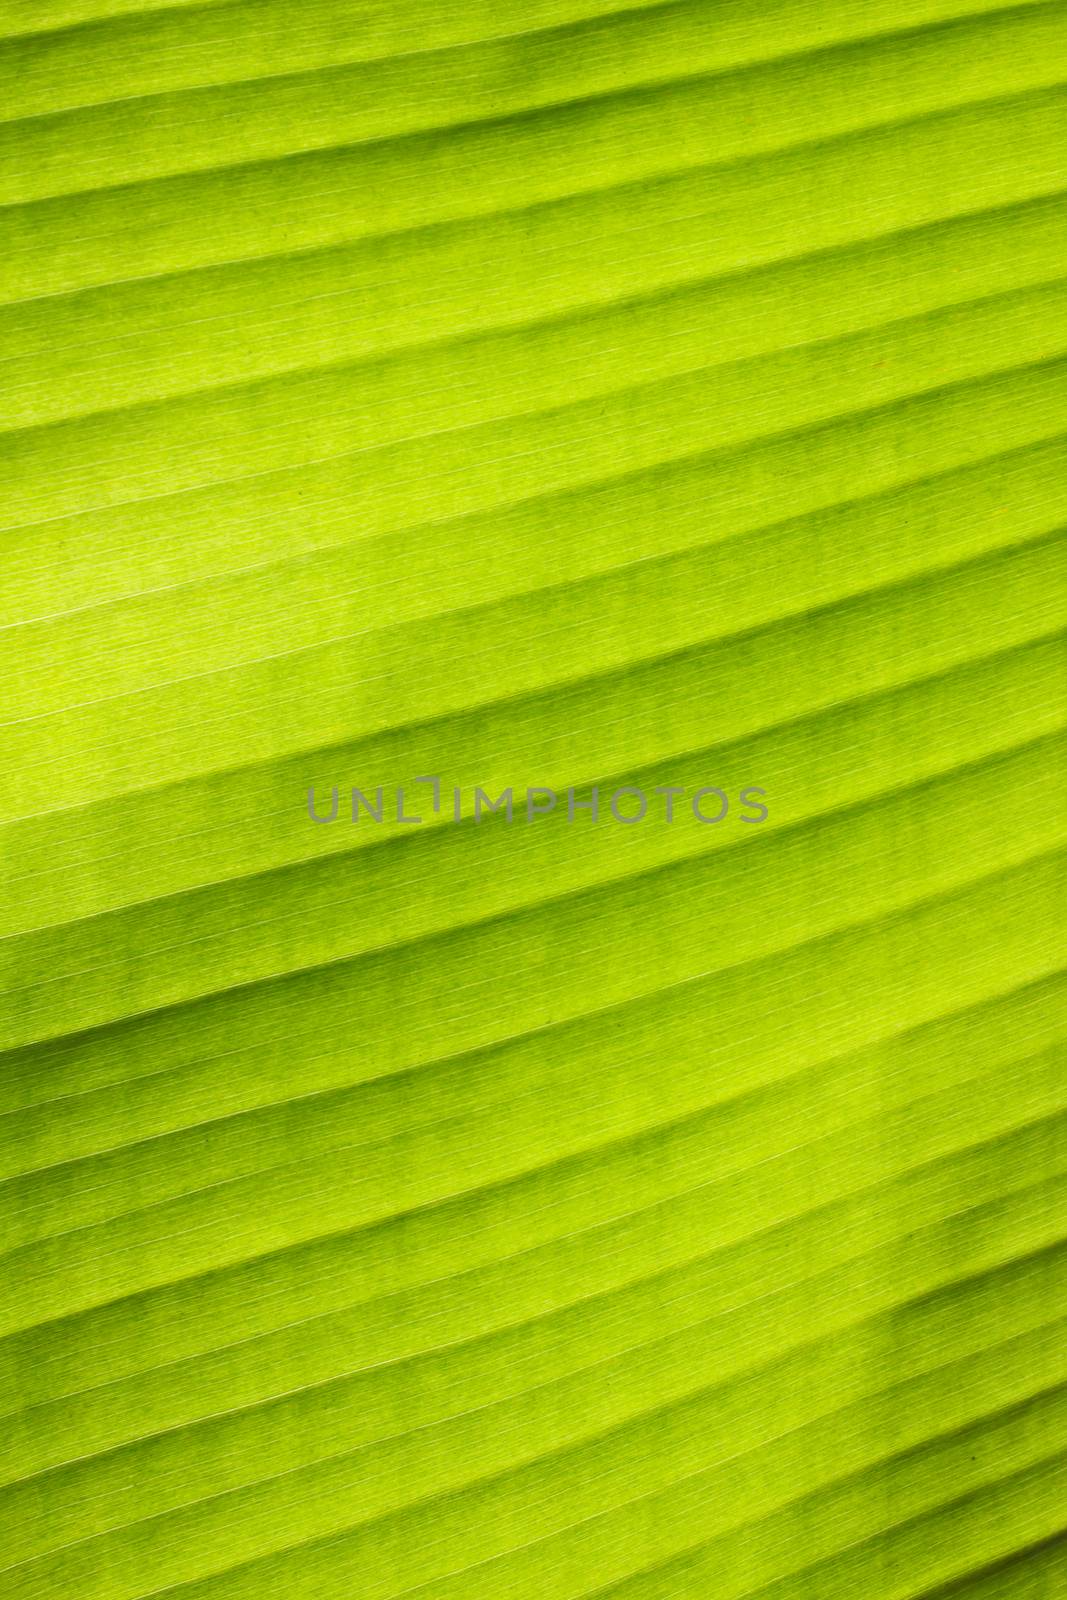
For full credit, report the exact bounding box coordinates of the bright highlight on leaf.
[0,2,1064,1597]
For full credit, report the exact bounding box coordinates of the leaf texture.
[0,3,1064,1598]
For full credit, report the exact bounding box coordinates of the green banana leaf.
[1,1,1065,1596]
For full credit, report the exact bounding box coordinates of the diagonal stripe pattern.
[0,4,1065,1599]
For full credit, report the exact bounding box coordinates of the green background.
[1,2,1065,1595]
